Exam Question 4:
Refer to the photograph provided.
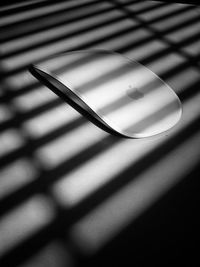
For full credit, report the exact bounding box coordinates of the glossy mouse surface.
[31,50,182,138]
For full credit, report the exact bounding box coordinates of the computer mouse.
[30,49,182,138]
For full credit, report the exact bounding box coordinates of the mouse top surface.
[32,49,182,138]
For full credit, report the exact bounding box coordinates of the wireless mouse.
[31,50,182,138]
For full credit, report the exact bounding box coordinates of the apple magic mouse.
[31,49,182,138]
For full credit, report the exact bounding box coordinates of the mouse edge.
[30,64,132,137]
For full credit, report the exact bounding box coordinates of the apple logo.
[127,85,144,100]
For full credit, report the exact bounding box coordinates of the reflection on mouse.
[30,49,182,138]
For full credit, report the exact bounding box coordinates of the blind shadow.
[0,0,200,267]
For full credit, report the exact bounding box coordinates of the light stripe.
[13,86,58,111]
[0,195,54,256]
[0,129,24,157]
[166,20,200,42]
[35,121,108,169]
[0,0,49,12]
[182,38,200,58]
[125,0,162,13]
[151,7,199,30]
[23,103,80,138]
[0,159,37,200]
[137,3,188,21]
[0,0,97,27]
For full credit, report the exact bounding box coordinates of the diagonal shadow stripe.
[147,0,200,6]
[0,98,63,132]
[0,0,55,16]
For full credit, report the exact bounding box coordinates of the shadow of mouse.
[29,65,125,139]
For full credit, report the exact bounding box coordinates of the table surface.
[0,1,200,266]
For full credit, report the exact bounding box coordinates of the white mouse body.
[32,50,182,138]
